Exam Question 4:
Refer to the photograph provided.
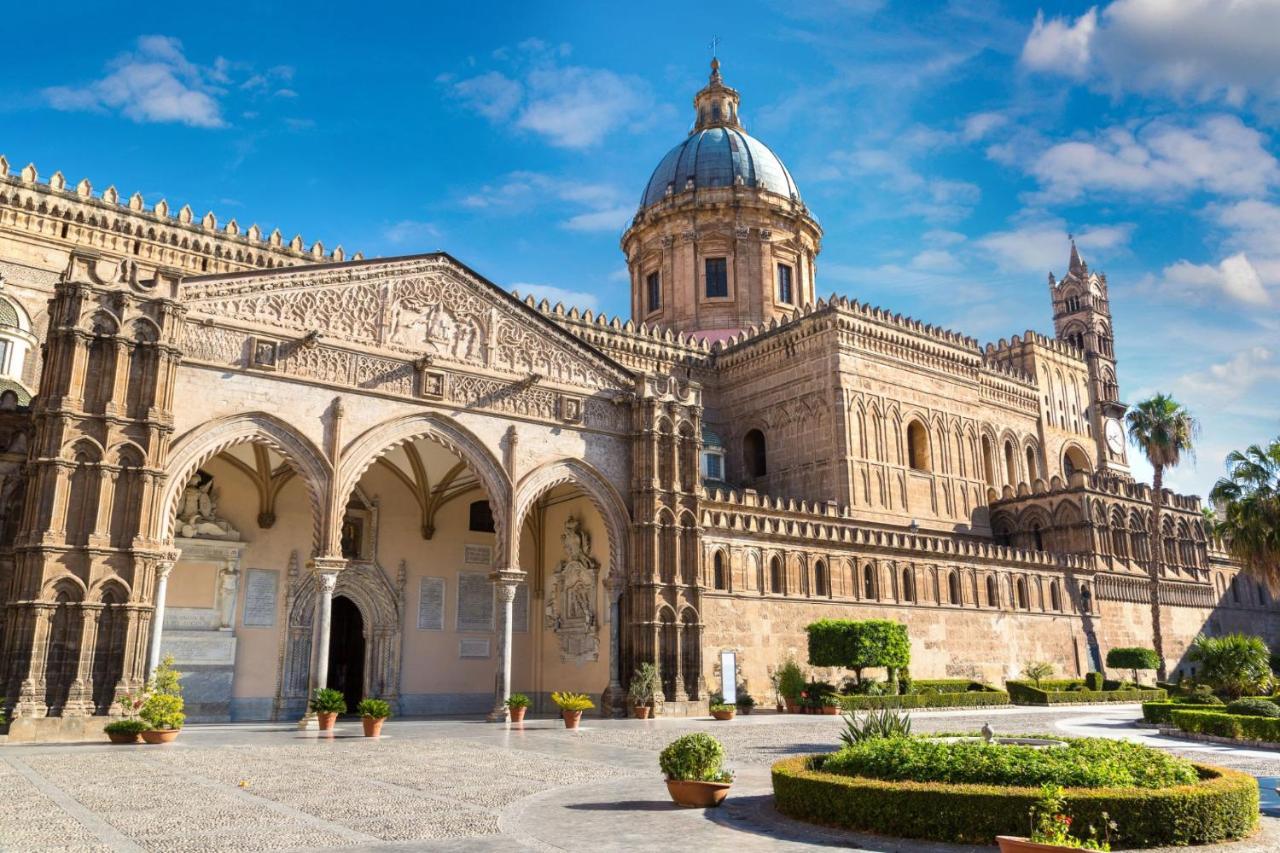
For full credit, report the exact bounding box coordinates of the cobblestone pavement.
[2,704,1277,852]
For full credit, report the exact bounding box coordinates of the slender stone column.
[147,551,181,677]
[673,622,688,702]
[606,593,625,717]
[298,557,345,729]
[487,568,522,722]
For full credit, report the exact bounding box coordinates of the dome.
[640,126,801,210]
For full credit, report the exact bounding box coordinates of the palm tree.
[1209,436,1280,589]
[1126,393,1198,680]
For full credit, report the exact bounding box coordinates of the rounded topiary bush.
[1181,691,1225,706]
[772,754,1258,847]
[659,733,728,782]
[1226,697,1280,717]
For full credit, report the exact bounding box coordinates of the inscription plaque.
[241,569,278,628]
[459,638,490,658]
[417,577,445,630]
[463,544,492,566]
[457,571,494,632]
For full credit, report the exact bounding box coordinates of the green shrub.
[104,718,149,735]
[909,679,996,694]
[1172,708,1280,742]
[1181,690,1225,706]
[504,692,531,710]
[659,733,731,782]
[309,687,347,715]
[806,619,910,684]
[777,659,806,701]
[1189,633,1272,699]
[735,692,755,709]
[628,663,661,707]
[356,697,392,719]
[838,707,912,746]
[821,736,1197,789]
[1021,661,1054,687]
[1106,648,1161,684]
[1225,697,1279,717]
[1006,681,1166,705]
[1084,671,1104,691]
[840,690,1009,711]
[709,702,735,713]
[772,756,1257,848]
[149,654,183,698]
[550,691,594,712]
[140,693,185,730]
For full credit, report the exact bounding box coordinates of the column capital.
[488,567,525,589]
[156,547,182,577]
[308,556,348,574]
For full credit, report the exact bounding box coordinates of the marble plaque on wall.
[459,638,490,658]
[241,569,278,628]
[463,544,492,566]
[417,577,445,630]
[457,571,494,632]
[513,583,529,633]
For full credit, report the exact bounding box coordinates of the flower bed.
[1170,708,1280,742]
[771,755,1257,847]
[1006,680,1166,705]
[838,689,1009,711]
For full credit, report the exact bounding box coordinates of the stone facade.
[0,62,1275,737]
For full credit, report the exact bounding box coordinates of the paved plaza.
[3,705,1279,852]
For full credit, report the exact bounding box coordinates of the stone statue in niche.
[544,516,600,664]
[177,470,239,539]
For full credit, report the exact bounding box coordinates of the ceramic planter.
[107,730,141,745]
[821,705,840,715]
[711,708,735,721]
[997,837,1081,853]
[784,700,798,713]
[141,729,180,744]
[317,711,338,731]
[665,779,731,808]
[737,706,753,715]
[562,710,583,729]
[508,706,527,722]
[633,705,651,719]
[362,716,385,737]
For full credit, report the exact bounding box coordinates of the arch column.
[146,549,181,677]
[487,568,523,722]
[298,557,344,729]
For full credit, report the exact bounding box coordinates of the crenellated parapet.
[0,155,360,280]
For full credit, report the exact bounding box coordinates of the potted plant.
[104,718,148,745]
[310,687,347,731]
[997,784,1114,852]
[735,691,756,715]
[139,694,185,743]
[139,656,185,743]
[659,733,734,807]
[777,659,805,713]
[709,702,735,721]
[505,692,530,722]
[819,692,841,715]
[551,691,594,729]
[628,662,660,719]
[356,697,391,737]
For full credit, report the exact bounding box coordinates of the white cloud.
[383,220,441,246]
[443,45,655,149]
[510,282,600,312]
[1161,253,1270,307]
[1021,1,1280,103]
[44,35,225,127]
[1021,8,1097,79]
[460,171,632,232]
[824,146,981,222]
[562,206,633,233]
[961,111,1008,142]
[976,222,1132,273]
[1029,115,1278,202]
[1178,346,1280,408]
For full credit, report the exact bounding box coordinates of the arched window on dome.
[0,295,34,404]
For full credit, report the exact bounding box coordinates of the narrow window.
[468,500,495,533]
[1016,578,1028,609]
[948,571,961,605]
[986,575,999,608]
[770,556,783,594]
[1050,581,1061,611]
[743,429,767,478]
[646,271,661,313]
[814,561,827,597]
[705,257,728,298]
[777,263,794,304]
[906,421,929,471]
[1026,446,1037,481]
[863,564,875,599]
[713,552,727,590]
[901,568,915,603]
[702,450,724,481]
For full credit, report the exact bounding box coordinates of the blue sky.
[4,1,1279,498]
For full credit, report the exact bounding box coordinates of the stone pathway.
[2,705,1277,851]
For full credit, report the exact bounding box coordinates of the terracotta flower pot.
[738,706,753,715]
[508,706,527,722]
[317,712,338,731]
[633,705,651,719]
[141,729,180,744]
[784,700,798,713]
[107,730,141,745]
[665,779,731,808]
[562,709,583,729]
[711,709,735,721]
[362,716,384,737]
[821,705,840,715]
[997,837,1080,853]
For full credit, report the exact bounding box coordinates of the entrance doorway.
[327,596,365,714]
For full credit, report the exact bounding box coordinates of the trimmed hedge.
[772,756,1258,848]
[1171,708,1280,742]
[1141,702,1229,725]
[1006,680,1166,705]
[839,690,1009,710]
[911,679,999,694]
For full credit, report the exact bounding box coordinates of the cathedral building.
[0,61,1273,739]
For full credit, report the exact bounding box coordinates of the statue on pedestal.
[544,516,600,664]
[177,470,238,540]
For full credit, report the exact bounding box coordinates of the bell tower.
[1050,242,1130,477]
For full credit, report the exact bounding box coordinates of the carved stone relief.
[544,516,600,664]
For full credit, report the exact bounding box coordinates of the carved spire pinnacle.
[1068,238,1086,277]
